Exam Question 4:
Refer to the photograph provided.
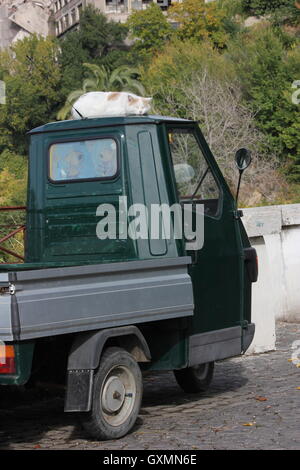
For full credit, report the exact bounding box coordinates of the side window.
[168,128,220,217]
[49,138,117,182]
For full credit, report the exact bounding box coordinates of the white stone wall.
[242,204,300,354]
[0,1,52,49]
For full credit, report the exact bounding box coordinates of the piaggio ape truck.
[0,115,257,440]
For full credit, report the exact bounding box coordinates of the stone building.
[0,0,53,49]
[0,0,215,47]
[52,0,171,37]
[52,0,216,38]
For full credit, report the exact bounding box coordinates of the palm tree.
[57,63,146,120]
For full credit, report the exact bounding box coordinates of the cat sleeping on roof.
[71,91,152,119]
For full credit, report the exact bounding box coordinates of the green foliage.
[0,0,299,211]
[219,0,245,16]
[0,150,27,263]
[0,35,62,155]
[243,0,292,15]
[127,3,173,62]
[59,5,129,97]
[58,63,145,120]
[78,5,127,57]
[243,0,300,27]
[142,39,236,116]
[271,2,300,27]
[0,150,27,206]
[168,0,230,48]
[226,26,300,180]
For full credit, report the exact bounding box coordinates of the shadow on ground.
[0,360,248,449]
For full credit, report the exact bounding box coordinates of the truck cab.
[0,115,257,440]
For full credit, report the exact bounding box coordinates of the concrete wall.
[242,204,300,354]
[0,1,52,49]
[0,5,20,49]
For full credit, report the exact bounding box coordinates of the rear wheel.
[174,362,214,393]
[80,347,142,440]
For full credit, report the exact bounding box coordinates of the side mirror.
[235,148,251,205]
[235,148,252,172]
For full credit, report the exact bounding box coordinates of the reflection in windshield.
[49,139,117,181]
[168,129,216,200]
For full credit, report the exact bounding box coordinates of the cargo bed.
[0,257,193,342]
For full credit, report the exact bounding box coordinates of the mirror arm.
[235,169,244,205]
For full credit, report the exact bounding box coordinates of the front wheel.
[174,362,214,393]
[80,347,142,440]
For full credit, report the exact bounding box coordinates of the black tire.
[80,347,142,441]
[174,362,214,393]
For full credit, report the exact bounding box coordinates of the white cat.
[71,91,152,119]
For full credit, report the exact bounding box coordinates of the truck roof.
[28,115,195,135]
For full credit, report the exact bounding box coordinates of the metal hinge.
[0,283,15,295]
[233,209,243,219]
[9,283,16,295]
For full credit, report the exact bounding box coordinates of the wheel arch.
[64,325,150,412]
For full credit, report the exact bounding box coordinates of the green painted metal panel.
[162,123,245,337]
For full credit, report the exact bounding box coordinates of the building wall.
[52,0,172,36]
[53,0,84,36]
[0,4,22,49]
[0,1,52,49]
[242,204,300,354]
[0,0,226,46]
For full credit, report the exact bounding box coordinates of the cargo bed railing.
[0,206,26,263]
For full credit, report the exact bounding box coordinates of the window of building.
[64,14,69,28]
[156,0,169,9]
[71,8,76,23]
[141,0,151,9]
[105,0,127,12]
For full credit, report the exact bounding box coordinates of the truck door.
[166,126,244,335]
[41,130,136,264]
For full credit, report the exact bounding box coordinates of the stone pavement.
[0,322,299,450]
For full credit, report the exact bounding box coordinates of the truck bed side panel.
[0,258,193,341]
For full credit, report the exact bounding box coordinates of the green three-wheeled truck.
[0,115,257,440]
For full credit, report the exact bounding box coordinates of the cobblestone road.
[0,322,299,450]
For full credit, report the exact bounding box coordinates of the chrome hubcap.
[102,376,125,413]
[100,365,136,427]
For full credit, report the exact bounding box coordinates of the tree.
[127,3,173,62]
[0,35,61,261]
[59,5,129,97]
[243,0,292,16]
[0,149,27,263]
[243,0,300,27]
[0,35,62,155]
[57,64,145,120]
[157,73,285,206]
[142,40,285,205]
[271,2,300,28]
[168,0,229,48]
[226,26,300,180]
[142,39,236,115]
